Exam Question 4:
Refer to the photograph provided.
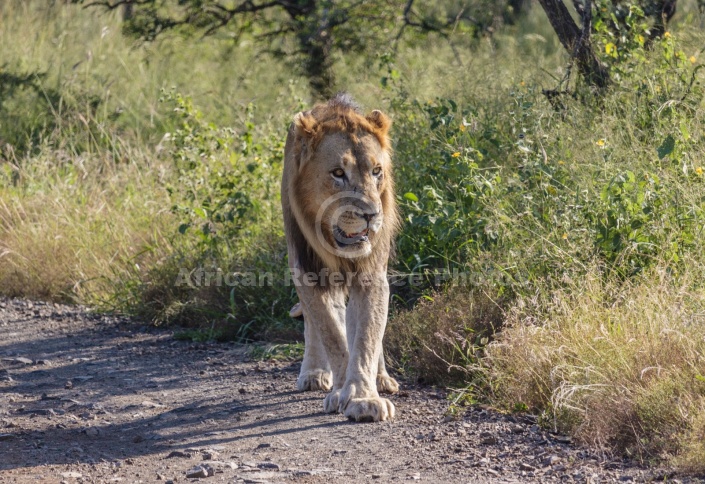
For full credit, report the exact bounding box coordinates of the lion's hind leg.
[376,351,399,394]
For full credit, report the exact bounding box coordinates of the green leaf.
[403,192,419,202]
[178,223,190,234]
[657,135,675,159]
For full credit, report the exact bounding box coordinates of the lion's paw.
[377,374,399,394]
[343,397,395,422]
[296,369,332,392]
[323,389,344,414]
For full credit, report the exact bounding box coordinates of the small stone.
[619,476,633,482]
[238,388,247,394]
[65,381,73,390]
[132,435,145,443]
[480,432,498,445]
[542,455,561,467]
[257,462,280,471]
[166,450,191,458]
[2,357,33,365]
[519,463,536,471]
[486,468,500,476]
[255,443,271,449]
[186,464,214,478]
[408,473,421,480]
[332,449,347,456]
[141,400,165,408]
[156,473,165,481]
[84,427,100,436]
[60,472,83,478]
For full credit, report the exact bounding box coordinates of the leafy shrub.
[127,91,297,341]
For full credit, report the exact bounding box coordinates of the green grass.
[2,0,705,472]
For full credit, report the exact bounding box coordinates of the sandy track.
[0,298,688,483]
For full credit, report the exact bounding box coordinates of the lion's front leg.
[297,312,333,392]
[296,285,348,395]
[326,273,395,422]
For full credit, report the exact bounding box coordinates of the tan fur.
[282,94,400,421]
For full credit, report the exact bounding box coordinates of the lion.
[281,93,400,422]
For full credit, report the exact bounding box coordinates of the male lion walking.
[281,93,400,422]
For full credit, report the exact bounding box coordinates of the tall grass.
[484,264,705,467]
[0,146,173,304]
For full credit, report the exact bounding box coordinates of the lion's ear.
[293,111,317,139]
[366,109,391,136]
[293,111,317,169]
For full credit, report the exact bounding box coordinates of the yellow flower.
[459,124,466,132]
[690,56,697,64]
[696,167,704,176]
[664,32,671,38]
[520,81,526,87]
[596,139,606,147]
[605,42,616,55]
[562,233,568,240]
[637,35,645,45]
[558,160,565,165]
[451,152,461,158]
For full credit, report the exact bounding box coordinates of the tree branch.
[537,0,609,89]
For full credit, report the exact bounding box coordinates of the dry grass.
[482,265,705,469]
[0,148,173,304]
[385,285,505,385]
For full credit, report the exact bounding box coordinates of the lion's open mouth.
[334,227,370,247]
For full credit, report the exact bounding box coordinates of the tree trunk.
[122,2,134,21]
[298,29,336,100]
[537,0,610,89]
[505,0,530,24]
[283,0,335,99]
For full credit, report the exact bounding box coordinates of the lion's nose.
[356,212,378,223]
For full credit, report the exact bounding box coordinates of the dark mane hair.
[327,92,362,113]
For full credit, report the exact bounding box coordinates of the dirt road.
[0,298,691,483]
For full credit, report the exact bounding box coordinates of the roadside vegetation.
[2,0,705,472]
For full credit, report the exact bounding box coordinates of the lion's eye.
[372,166,382,176]
[331,168,345,178]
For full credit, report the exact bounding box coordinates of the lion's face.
[287,104,398,268]
[307,131,390,258]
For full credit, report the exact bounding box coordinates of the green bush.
[123,91,297,341]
